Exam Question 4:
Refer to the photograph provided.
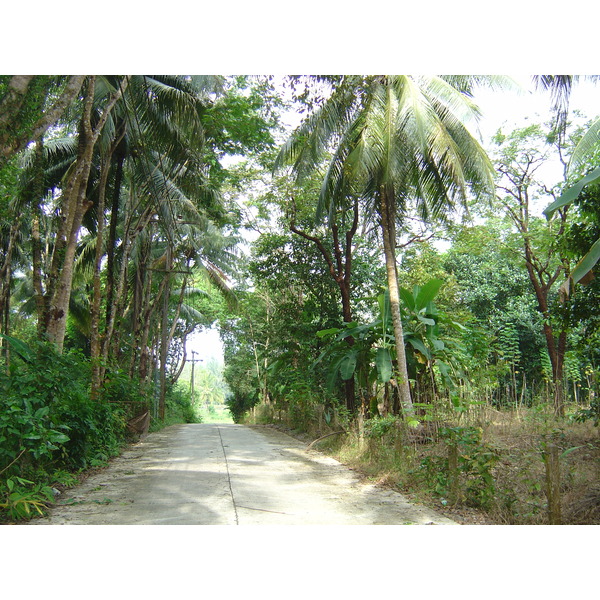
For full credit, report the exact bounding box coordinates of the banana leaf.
[571,237,600,283]
[375,347,393,383]
[414,278,444,310]
[543,166,600,218]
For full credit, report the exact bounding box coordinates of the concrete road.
[31,423,457,525]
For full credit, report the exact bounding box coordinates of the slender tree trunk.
[90,141,120,399]
[105,136,126,332]
[128,237,149,376]
[379,184,414,417]
[138,288,160,383]
[158,244,172,420]
[31,142,47,336]
[102,192,152,372]
[46,76,129,352]
[164,270,191,385]
[0,219,21,333]
[44,77,98,337]
[0,219,19,373]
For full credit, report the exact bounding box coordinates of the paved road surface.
[31,423,457,525]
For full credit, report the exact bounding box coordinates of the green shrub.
[226,390,259,423]
[52,395,125,469]
[0,340,127,477]
[412,425,499,509]
[100,369,148,414]
[0,341,84,477]
[0,476,55,521]
[149,384,200,429]
[364,415,402,440]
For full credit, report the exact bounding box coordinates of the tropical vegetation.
[0,74,599,524]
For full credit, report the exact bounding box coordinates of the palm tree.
[9,76,232,383]
[0,76,86,166]
[276,75,504,416]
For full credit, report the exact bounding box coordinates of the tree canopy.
[1,73,600,525]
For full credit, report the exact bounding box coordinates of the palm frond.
[569,116,600,173]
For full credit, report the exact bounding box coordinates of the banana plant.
[314,279,469,402]
[544,167,600,284]
[398,279,468,388]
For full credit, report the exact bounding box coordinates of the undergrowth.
[0,341,200,523]
[252,400,600,525]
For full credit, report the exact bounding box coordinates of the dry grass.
[481,407,599,524]
[305,404,600,525]
[249,399,599,524]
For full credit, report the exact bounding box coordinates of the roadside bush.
[52,395,126,469]
[226,390,259,423]
[100,368,147,406]
[149,384,200,430]
[0,341,84,478]
[271,377,323,432]
[412,425,499,509]
[99,368,149,432]
[0,339,127,478]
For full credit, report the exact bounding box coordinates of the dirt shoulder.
[255,423,494,525]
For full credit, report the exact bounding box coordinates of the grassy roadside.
[246,403,600,525]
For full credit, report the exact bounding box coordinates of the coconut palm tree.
[0,75,86,166]
[10,76,231,367]
[276,75,506,416]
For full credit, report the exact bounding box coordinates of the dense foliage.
[1,74,599,523]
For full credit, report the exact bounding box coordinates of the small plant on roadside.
[412,425,499,509]
[50,469,79,489]
[0,477,55,522]
[364,415,401,439]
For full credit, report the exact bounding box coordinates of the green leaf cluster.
[413,426,499,509]
[0,476,55,521]
[0,339,137,519]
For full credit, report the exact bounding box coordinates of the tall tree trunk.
[0,219,19,373]
[104,135,126,333]
[379,184,414,417]
[158,243,172,420]
[137,276,164,383]
[102,188,139,368]
[90,137,121,399]
[0,219,21,334]
[46,76,129,352]
[128,236,150,376]
[31,141,47,336]
[45,77,97,351]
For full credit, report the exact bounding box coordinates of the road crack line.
[236,505,291,515]
[217,426,239,525]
